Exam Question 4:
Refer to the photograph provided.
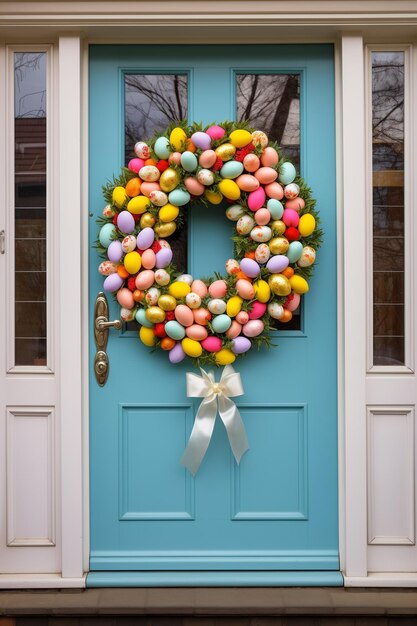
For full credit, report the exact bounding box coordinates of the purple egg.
[136,227,155,250]
[232,337,252,354]
[266,254,289,273]
[107,240,123,262]
[168,342,186,364]
[191,131,212,150]
[155,247,173,269]
[103,273,124,293]
[240,257,261,278]
[117,210,135,234]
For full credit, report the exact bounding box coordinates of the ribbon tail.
[218,395,249,464]
[181,395,217,475]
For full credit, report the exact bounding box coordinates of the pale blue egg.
[154,136,171,159]
[287,241,303,263]
[181,151,198,172]
[267,198,284,220]
[212,314,232,333]
[165,320,186,340]
[169,189,191,206]
[99,223,117,248]
[135,308,154,328]
[279,162,296,185]
[220,160,244,179]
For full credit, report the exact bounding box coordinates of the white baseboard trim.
[0,574,86,589]
[344,572,417,587]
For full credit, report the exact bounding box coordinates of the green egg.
[287,241,303,263]
[279,162,296,185]
[165,320,186,341]
[154,136,171,159]
[168,189,191,206]
[212,314,232,333]
[99,223,117,248]
[180,151,198,172]
[220,160,244,180]
[267,198,284,220]
[135,308,154,329]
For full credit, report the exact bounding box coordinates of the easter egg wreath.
[96,121,322,366]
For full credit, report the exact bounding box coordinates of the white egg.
[176,273,193,285]
[208,298,227,314]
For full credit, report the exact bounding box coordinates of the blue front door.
[88,44,340,586]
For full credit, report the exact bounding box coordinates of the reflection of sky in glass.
[14,52,46,118]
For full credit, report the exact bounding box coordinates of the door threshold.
[86,570,343,587]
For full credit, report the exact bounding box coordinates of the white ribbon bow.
[181,365,249,475]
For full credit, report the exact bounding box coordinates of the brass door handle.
[94,292,121,386]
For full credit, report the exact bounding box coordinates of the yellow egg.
[127,195,150,215]
[218,179,241,201]
[204,190,223,205]
[229,129,253,148]
[169,281,191,299]
[289,275,309,294]
[112,186,127,208]
[169,127,187,152]
[271,220,286,235]
[159,167,180,192]
[253,279,271,303]
[140,212,156,228]
[124,251,142,274]
[269,237,289,255]
[215,143,236,162]
[145,306,166,323]
[158,294,177,311]
[268,274,291,296]
[298,213,316,237]
[154,221,177,237]
[226,295,243,317]
[215,349,236,365]
[139,326,156,347]
[159,203,179,223]
[182,337,203,358]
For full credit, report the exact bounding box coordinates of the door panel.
[88,44,338,577]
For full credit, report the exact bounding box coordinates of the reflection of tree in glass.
[236,74,300,168]
[14,52,46,118]
[124,74,187,162]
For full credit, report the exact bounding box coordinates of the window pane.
[236,73,301,331]
[372,52,405,366]
[14,52,47,366]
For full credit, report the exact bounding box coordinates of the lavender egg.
[266,254,289,273]
[107,240,123,262]
[240,258,261,278]
[169,342,186,364]
[103,273,124,293]
[117,210,135,235]
[136,227,155,250]
[232,336,252,354]
[191,131,212,150]
[155,247,173,269]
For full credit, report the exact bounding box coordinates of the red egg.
[285,227,301,241]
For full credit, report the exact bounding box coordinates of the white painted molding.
[341,34,368,578]
[345,573,417,587]
[58,34,84,579]
[0,574,86,589]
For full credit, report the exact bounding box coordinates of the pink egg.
[248,301,267,320]
[117,288,135,310]
[243,320,265,337]
[141,249,156,269]
[201,336,222,352]
[235,174,260,192]
[99,261,117,276]
[184,177,205,196]
[282,208,300,228]
[226,321,242,339]
[236,279,255,300]
[285,197,305,212]
[285,292,301,312]
[254,208,271,225]
[235,311,249,325]
[198,150,217,168]
[193,308,211,325]
[255,167,278,185]
[264,182,284,200]
[260,147,279,167]
[191,279,208,298]
[175,304,194,327]
[243,153,260,172]
[247,187,266,212]
[168,152,182,165]
[208,279,228,298]
[135,270,155,290]
[140,182,160,197]
[186,324,208,341]
[128,158,145,173]
[206,125,226,141]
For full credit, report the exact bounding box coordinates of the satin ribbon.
[181,365,249,475]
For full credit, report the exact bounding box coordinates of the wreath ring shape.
[97,121,322,367]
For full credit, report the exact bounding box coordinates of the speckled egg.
[268,302,284,320]
[145,287,161,306]
[149,190,168,206]
[99,260,117,276]
[121,235,137,254]
[236,215,255,235]
[139,165,160,182]
[208,299,227,315]
[154,269,171,286]
[284,183,300,199]
[226,204,245,221]
[185,292,202,309]
[225,258,240,275]
[197,169,214,186]
[255,243,270,264]
[297,245,316,267]
[134,141,150,159]
[251,130,268,148]
[250,226,272,243]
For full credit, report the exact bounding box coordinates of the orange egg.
[160,337,176,351]
[244,250,256,260]
[117,265,129,279]
[144,158,157,166]
[280,309,293,323]
[186,139,197,153]
[236,270,250,281]
[133,289,145,302]
[125,177,142,197]
[282,267,295,278]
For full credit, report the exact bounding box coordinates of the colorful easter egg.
[232,337,252,354]
[201,336,222,353]
[134,141,150,159]
[289,275,309,294]
[117,210,135,234]
[103,273,123,292]
[158,294,177,311]
[136,227,155,250]
[236,215,255,235]
[267,198,284,220]
[193,308,211,325]
[243,320,264,337]
[279,161,296,184]
[168,189,190,206]
[227,320,242,339]
[154,269,171,286]
[226,204,245,221]
[286,292,301,311]
[284,183,300,199]
[298,245,316,267]
[165,320,186,341]
[254,208,271,226]
[197,169,215,186]
[215,349,236,365]
[169,342,186,364]
[298,213,316,237]
[266,254,289,273]
[268,273,291,296]
[149,190,168,207]
[181,151,198,172]
[208,280,228,298]
[255,243,271,264]
[218,179,241,200]
[155,247,173,268]
[184,177,205,196]
[185,292,202,309]
[220,160,244,179]
[136,308,154,328]
[145,287,160,306]
[146,306,166,324]
[225,259,240,275]
[191,131,211,150]
[128,158,145,174]
[124,251,141,274]
[247,187,266,212]
[154,136,171,159]
[139,326,156,347]
[250,226,272,243]
[206,125,226,140]
[139,165,160,182]
[248,301,267,319]
[255,167,278,185]
[261,146,279,167]
[236,279,255,300]
[230,129,252,148]
[127,195,151,214]
[235,311,249,324]
[175,304,194,327]
[240,257,261,278]
[191,280,208,298]
[287,241,303,263]
[243,153,260,172]
[169,281,191,299]
[107,240,123,262]
[99,260,117,276]
[122,235,137,253]
[253,279,271,303]
[251,130,268,148]
[236,174,260,192]
[182,337,203,358]
[215,143,236,161]
[99,223,117,248]
[170,127,187,152]
[199,150,217,168]
[112,186,127,208]
[285,197,305,211]
[135,269,155,290]
[226,295,243,318]
[186,325,208,341]
[268,302,284,319]
[264,182,284,200]
[159,167,180,192]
